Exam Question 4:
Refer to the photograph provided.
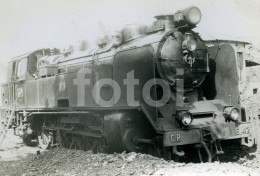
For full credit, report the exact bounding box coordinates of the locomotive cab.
[8,49,51,81]
[1,49,51,107]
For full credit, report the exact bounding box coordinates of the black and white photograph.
[0,0,260,175]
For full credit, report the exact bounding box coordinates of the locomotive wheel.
[38,132,53,150]
[123,128,145,152]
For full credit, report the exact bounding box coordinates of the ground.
[0,130,260,176]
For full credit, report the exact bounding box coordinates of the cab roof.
[10,49,50,62]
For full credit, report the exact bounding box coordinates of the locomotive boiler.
[0,6,251,162]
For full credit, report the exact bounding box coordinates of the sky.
[0,0,260,62]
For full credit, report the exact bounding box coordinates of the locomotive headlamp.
[178,111,193,127]
[174,6,202,27]
[184,6,202,25]
[186,39,197,51]
[182,33,197,51]
[223,107,240,121]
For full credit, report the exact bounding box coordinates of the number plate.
[164,129,201,146]
[211,122,251,140]
[236,124,250,135]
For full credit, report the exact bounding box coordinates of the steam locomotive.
[0,6,251,162]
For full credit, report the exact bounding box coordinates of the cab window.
[28,54,38,75]
[16,58,28,80]
[7,62,16,81]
